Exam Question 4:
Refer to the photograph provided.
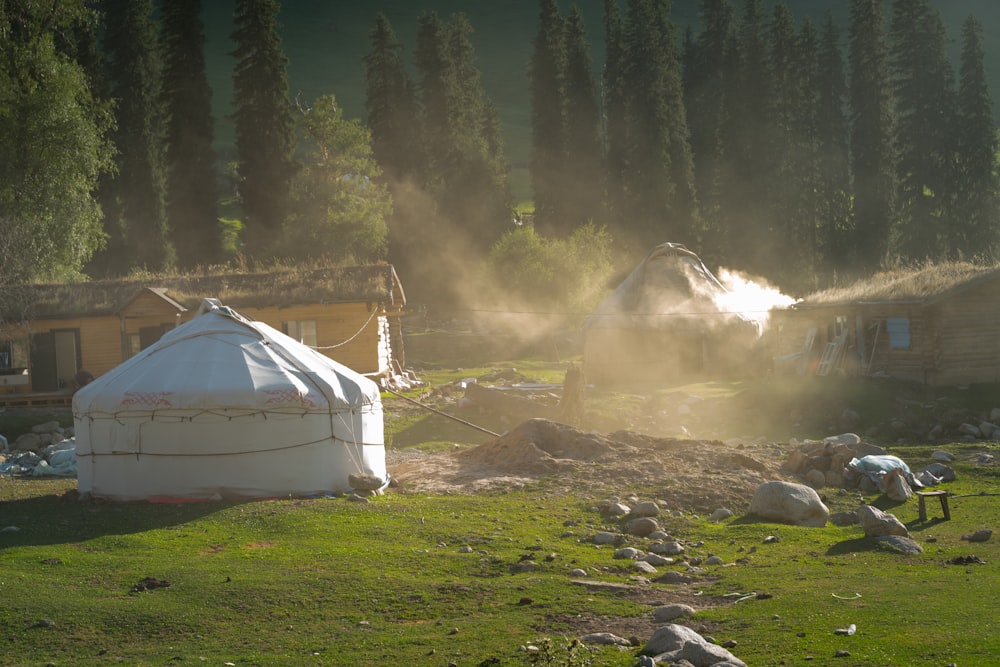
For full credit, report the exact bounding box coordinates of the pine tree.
[231,0,296,259]
[561,4,604,232]
[414,11,451,194]
[717,0,771,275]
[848,0,895,273]
[161,0,222,269]
[95,0,173,274]
[602,0,629,229]
[815,12,853,276]
[529,0,567,235]
[889,0,955,261]
[953,15,999,259]
[622,0,697,253]
[684,0,735,259]
[364,13,422,182]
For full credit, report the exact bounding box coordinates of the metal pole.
[383,387,501,438]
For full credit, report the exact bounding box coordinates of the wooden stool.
[916,490,950,522]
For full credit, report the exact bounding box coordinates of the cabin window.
[126,333,142,358]
[0,339,27,369]
[283,320,317,347]
[887,317,911,350]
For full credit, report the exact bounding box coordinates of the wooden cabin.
[771,263,1000,386]
[0,265,406,405]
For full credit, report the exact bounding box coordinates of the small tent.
[583,243,763,385]
[73,300,386,501]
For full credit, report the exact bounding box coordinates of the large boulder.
[641,624,708,656]
[747,481,829,527]
[857,505,908,537]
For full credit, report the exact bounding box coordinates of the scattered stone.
[710,507,734,522]
[948,555,985,565]
[593,531,620,545]
[961,529,992,543]
[568,568,588,577]
[580,632,631,647]
[835,649,851,657]
[748,481,829,527]
[33,619,55,628]
[613,547,643,560]
[931,450,955,462]
[627,517,659,537]
[705,555,723,566]
[857,505,908,538]
[649,541,685,556]
[654,571,696,585]
[642,553,675,566]
[875,535,922,555]
[763,535,781,543]
[632,560,658,574]
[602,502,631,519]
[918,462,956,483]
[641,624,707,656]
[804,469,827,488]
[631,501,661,518]
[348,473,385,492]
[511,561,538,573]
[653,604,695,622]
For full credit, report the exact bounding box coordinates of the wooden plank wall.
[930,282,1000,385]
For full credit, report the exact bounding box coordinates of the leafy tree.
[364,13,422,182]
[0,1,113,285]
[952,15,998,259]
[561,5,604,232]
[529,0,567,235]
[282,96,389,263]
[848,0,895,273]
[161,0,222,269]
[889,0,956,261]
[95,0,173,274]
[231,0,296,259]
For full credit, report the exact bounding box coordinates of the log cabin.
[771,263,1000,386]
[0,265,406,405]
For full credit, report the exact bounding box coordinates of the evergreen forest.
[1,0,998,309]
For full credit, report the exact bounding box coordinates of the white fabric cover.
[73,302,386,501]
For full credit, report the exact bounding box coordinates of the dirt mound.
[456,418,636,474]
[389,418,788,510]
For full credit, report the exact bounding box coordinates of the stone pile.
[780,433,887,489]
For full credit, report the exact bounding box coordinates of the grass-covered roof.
[0,264,403,322]
[795,262,1000,308]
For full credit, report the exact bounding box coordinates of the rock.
[824,433,861,447]
[569,568,588,577]
[649,541,685,556]
[642,553,674,566]
[602,502,631,518]
[679,639,748,667]
[804,469,827,488]
[710,508,734,522]
[614,547,643,560]
[593,531,620,545]
[883,468,913,502]
[824,469,844,487]
[631,500,661,517]
[580,632,631,647]
[919,462,956,483]
[705,555,723,566]
[859,475,879,493]
[642,624,707,655]
[653,604,695,622]
[961,529,992,542]
[511,561,538,573]
[633,560,658,574]
[958,422,982,438]
[931,450,955,462]
[857,505,908,537]
[654,571,696,585]
[31,421,62,434]
[348,473,385,492]
[747,481,829,527]
[627,517,659,537]
[14,433,41,452]
[875,535,923,555]
[980,422,999,439]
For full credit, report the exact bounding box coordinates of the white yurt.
[73,300,387,501]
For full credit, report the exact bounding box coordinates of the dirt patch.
[387,417,789,512]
